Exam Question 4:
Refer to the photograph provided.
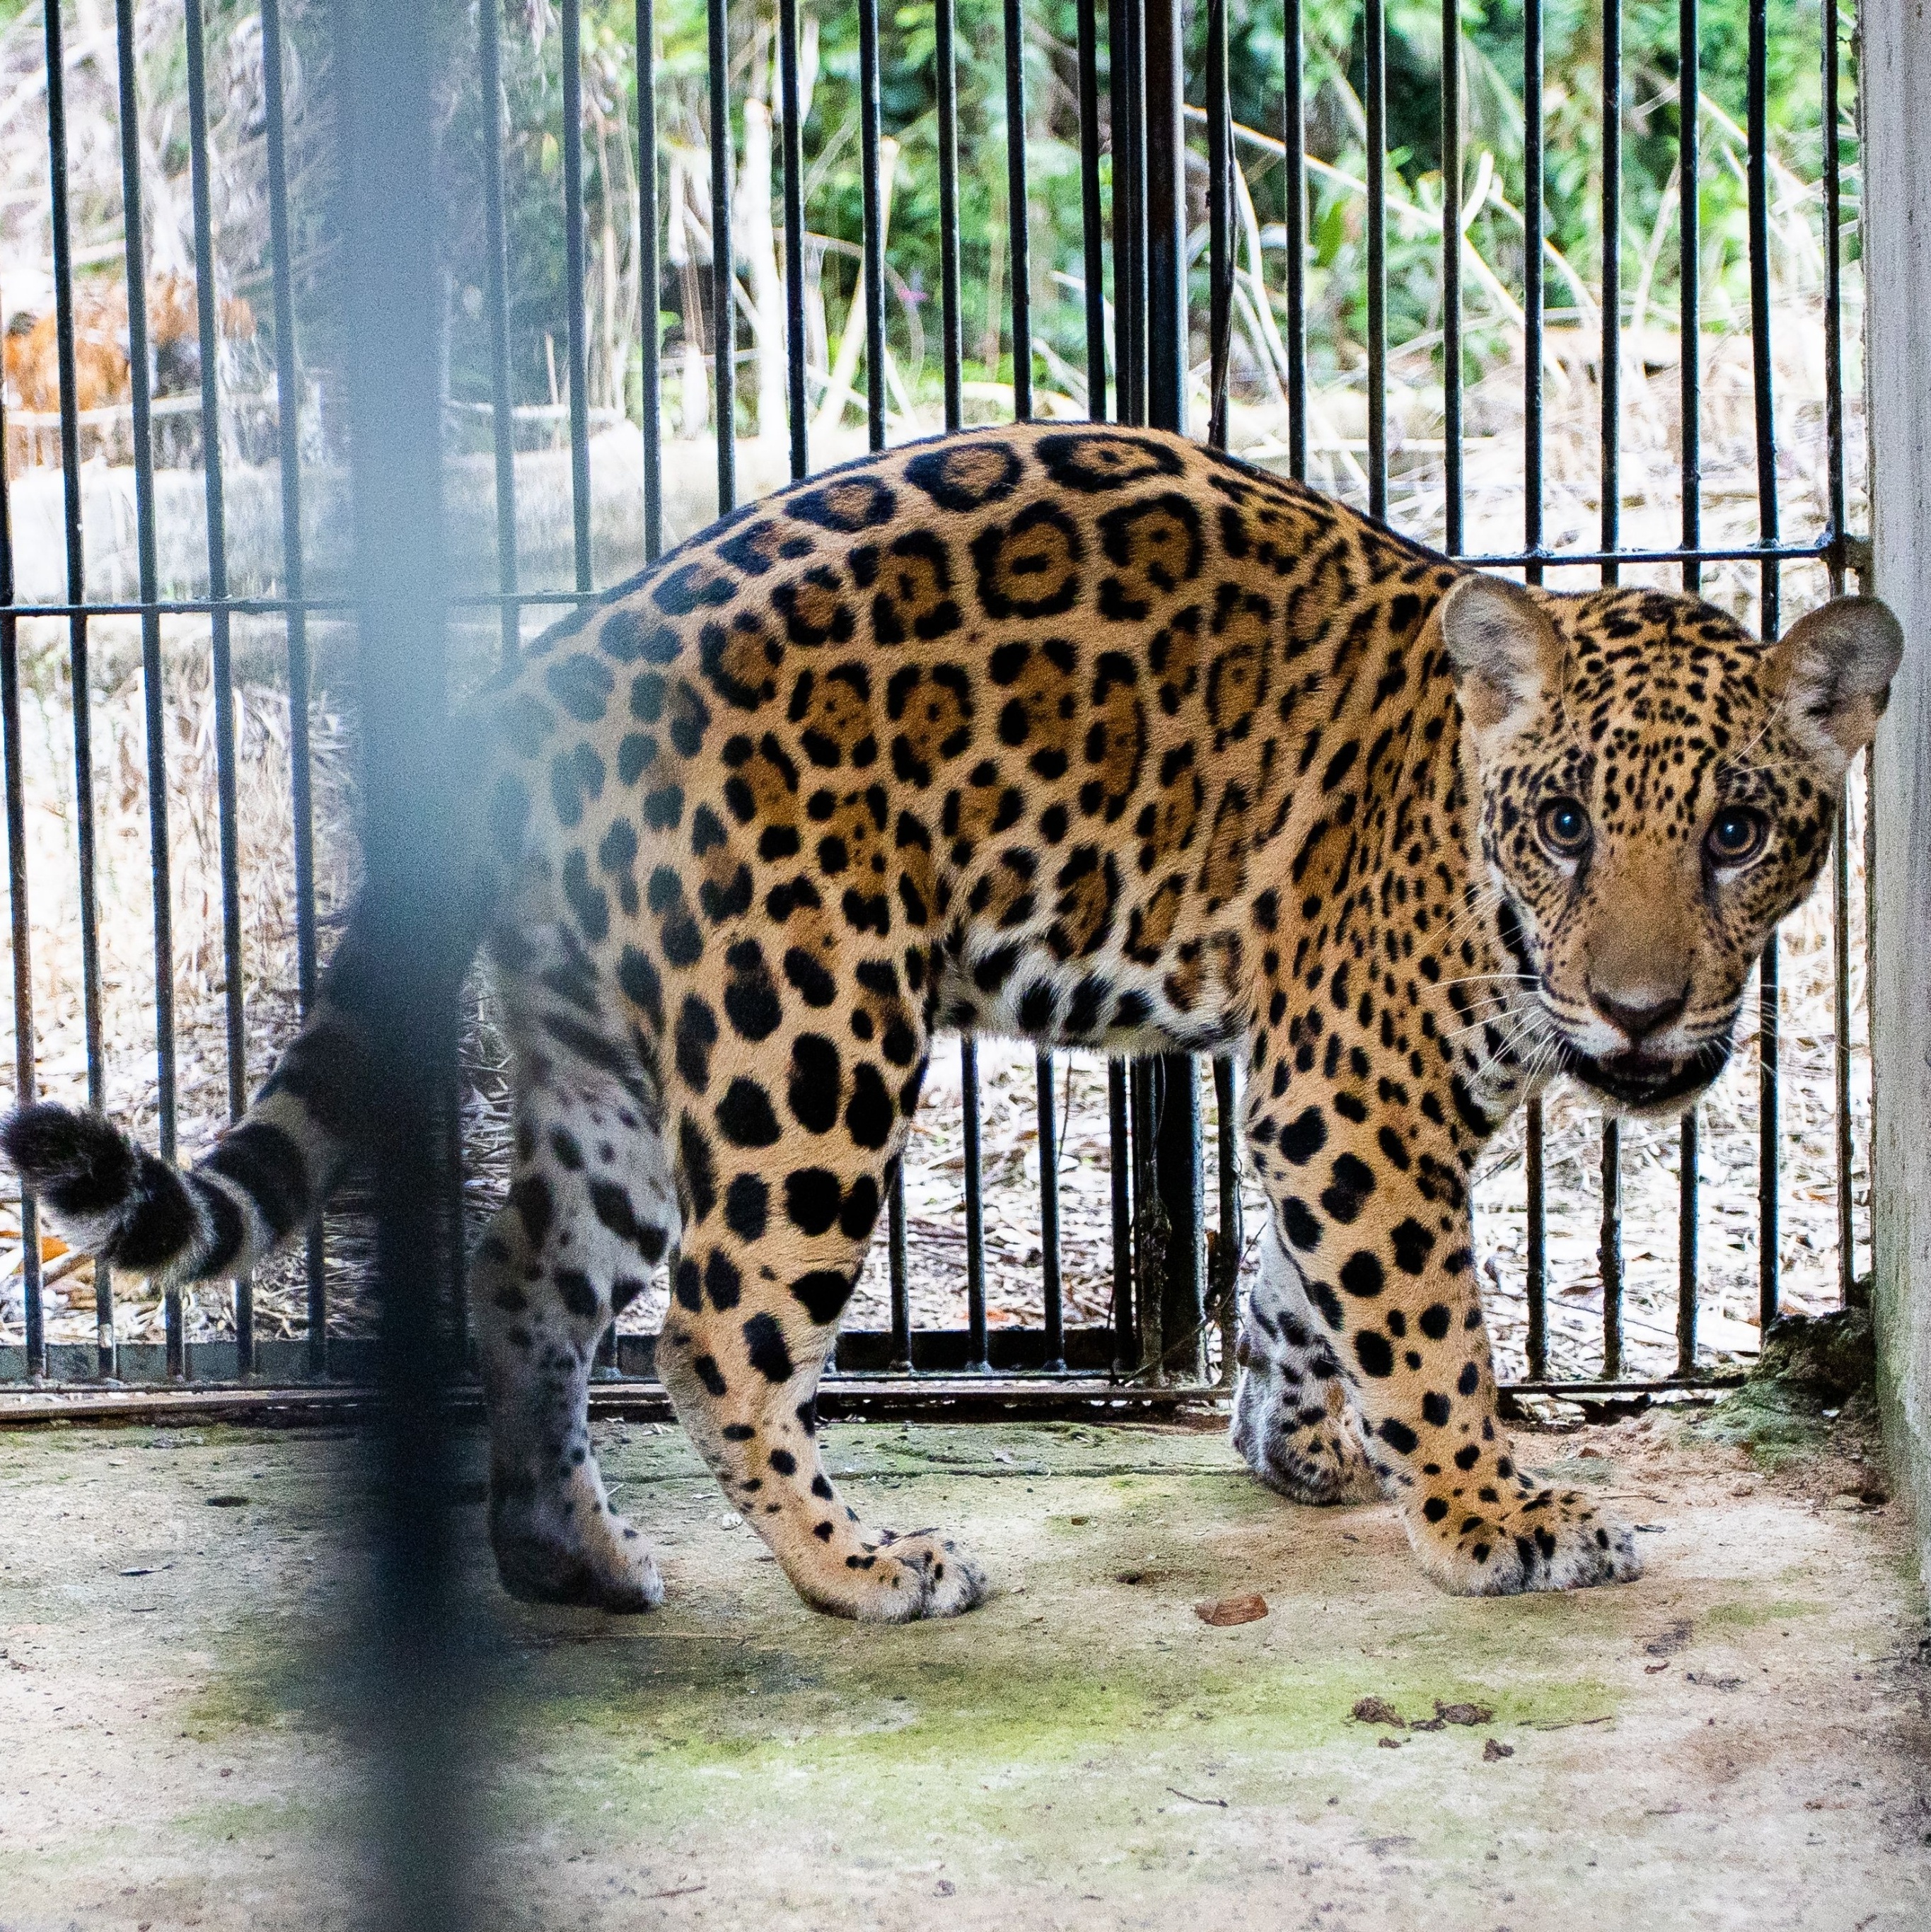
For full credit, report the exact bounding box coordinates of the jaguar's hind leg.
[1231,1215,1388,1506]
[655,1040,985,1622]
[477,929,680,1612]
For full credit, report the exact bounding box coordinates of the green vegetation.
[428,0,1852,438]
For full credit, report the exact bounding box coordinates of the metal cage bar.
[1599,0,1625,1378]
[962,1040,990,1370]
[185,0,250,1377]
[1521,0,1549,1380]
[1747,0,1782,1332]
[778,0,808,481]
[39,0,107,1383]
[1003,0,1033,420]
[1822,0,1855,1307]
[1036,1052,1065,1371]
[1077,0,1108,421]
[1676,0,1703,1377]
[1206,0,1232,448]
[562,0,596,594]
[1364,0,1388,520]
[936,0,965,433]
[707,0,736,514]
[859,0,889,446]
[112,0,178,1378]
[1282,0,1309,481]
[480,0,522,667]
[260,0,327,1377]
[1111,0,1147,429]
[1439,0,1463,555]
[638,0,666,560]
[0,412,35,1383]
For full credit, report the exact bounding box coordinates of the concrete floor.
[0,1396,1927,1931]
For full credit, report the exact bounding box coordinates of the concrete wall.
[1865,0,1931,1589]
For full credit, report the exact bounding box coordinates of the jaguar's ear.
[1766,595,1904,771]
[1438,574,1564,743]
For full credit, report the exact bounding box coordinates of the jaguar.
[4,423,1899,1618]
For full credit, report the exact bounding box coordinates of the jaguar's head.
[1441,575,1903,1119]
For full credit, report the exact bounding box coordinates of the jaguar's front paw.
[787,1525,989,1622]
[1232,1346,1386,1506]
[1405,1484,1643,1596]
[490,1465,664,1613]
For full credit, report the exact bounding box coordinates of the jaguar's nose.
[1589,979,1689,1047]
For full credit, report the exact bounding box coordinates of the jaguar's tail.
[3,880,489,1288]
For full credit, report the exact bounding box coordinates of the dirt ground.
[0,1395,1926,1931]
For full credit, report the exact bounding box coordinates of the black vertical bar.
[260,5,332,1373]
[1108,1058,1133,1366]
[1746,0,1779,615]
[1524,1098,1546,1378]
[1601,0,1621,584]
[449,1085,474,1370]
[1109,0,1146,426]
[961,1040,988,1369]
[874,0,904,1356]
[1212,1056,1241,1385]
[187,0,250,1373]
[1206,0,1231,450]
[1155,1054,1203,1381]
[1003,0,1033,419]
[1142,0,1183,433]
[0,369,39,1382]
[1076,0,1107,419]
[1598,0,1624,1366]
[1141,0,1200,1374]
[1821,0,1846,570]
[1440,0,1462,552]
[888,1153,911,1369]
[859,0,888,447]
[637,0,665,556]
[1283,0,1308,478]
[262,0,325,1375]
[1822,0,1852,1303]
[1678,4,1700,591]
[1036,1053,1064,1371]
[1677,0,1701,1367]
[1749,936,1780,1309]
[778,0,808,477]
[707,0,736,513]
[44,0,104,1383]
[1521,0,1546,1369]
[1833,793,1852,1298]
[1128,0,1150,424]
[1677,1112,1698,1375]
[1760,936,1781,1327]
[1130,1061,1163,1378]
[936,0,964,431]
[1748,0,1780,1330]
[562,0,594,593]
[1522,0,1544,575]
[480,0,521,665]
[113,0,173,1161]
[117,0,173,1378]
[333,0,469,1914]
[1107,0,1141,1355]
[1601,1118,1623,1378]
[1364,0,1387,518]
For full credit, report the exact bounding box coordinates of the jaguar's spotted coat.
[6,424,1899,1617]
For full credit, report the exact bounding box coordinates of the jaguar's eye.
[1707,805,1768,866]
[1536,797,1591,859]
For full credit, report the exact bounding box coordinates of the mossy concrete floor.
[1,1400,1927,1931]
